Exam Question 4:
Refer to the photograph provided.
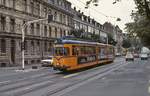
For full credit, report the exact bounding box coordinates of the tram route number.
[78,55,96,64]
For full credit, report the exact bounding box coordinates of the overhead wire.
[75,0,119,19]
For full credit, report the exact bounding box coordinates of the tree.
[125,0,150,46]
[70,29,84,38]
[91,34,100,42]
[107,33,117,46]
[125,11,150,46]
[122,39,131,48]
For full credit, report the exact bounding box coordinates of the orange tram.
[52,39,115,71]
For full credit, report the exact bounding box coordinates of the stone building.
[72,7,107,42]
[115,25,123,54]
[103,22,123,54]
[0,0,73,67]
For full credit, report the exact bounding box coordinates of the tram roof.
[57,39,108,46]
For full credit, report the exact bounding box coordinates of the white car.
[41,56,53,67]
[125,52,134,61]
[140,53,148,60]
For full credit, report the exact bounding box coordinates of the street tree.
[107,33,117,46]
[122,39,131,48]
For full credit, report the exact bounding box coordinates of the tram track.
[43,61,130,96]
[0,71,60,87]
[0,58,129,96]
[0,71,65,96]
[23,60,131,96]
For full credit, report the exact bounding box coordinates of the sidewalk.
[0,64,42,71]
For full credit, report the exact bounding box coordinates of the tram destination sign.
[78,55,96,64]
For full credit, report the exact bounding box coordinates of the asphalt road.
[0,57,149,96]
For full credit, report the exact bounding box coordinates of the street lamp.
[21,15,53,70]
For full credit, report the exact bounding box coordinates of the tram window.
[108,47,113,54]
[64,48,70,56]
[72,46,79,55]
[55,47,69,56]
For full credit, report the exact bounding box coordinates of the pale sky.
[67,0,136,31]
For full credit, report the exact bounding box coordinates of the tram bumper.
[53,65,70,71]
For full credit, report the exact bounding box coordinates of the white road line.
[149,80,150,93]
[63,73,79,78]
[148,86,150,93]
[0,80,11,84]
[51,63,128,96]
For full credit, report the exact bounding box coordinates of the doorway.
[11,40,15,64]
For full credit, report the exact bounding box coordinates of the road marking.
[102,77,106,80]
[149,80,150,93]
[15,68,40,72]
[148,86,150,93]
[0,80,11,84]
[51,62,127,96]
[63,73,79,78]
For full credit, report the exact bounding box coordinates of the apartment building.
[0,0,73,67]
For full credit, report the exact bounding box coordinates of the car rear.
[125,52,134,61]
[140,53,148,60]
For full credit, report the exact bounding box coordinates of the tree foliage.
[70,29,102,42]
[125,0,150,46]
[122,39,131,48]
[70,29,84,38]
[107,33,117,46]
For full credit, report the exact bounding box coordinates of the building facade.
[115,25,123,54]
[0,0,73,67]
[103,22,123,54]
[72,7,107,43]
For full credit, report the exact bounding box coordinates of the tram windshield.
[54,47,69,56]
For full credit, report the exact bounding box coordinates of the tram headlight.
[56,63,59,66]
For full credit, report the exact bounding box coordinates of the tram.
[52,39,115,71]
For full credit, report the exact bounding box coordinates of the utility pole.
[21,15,53,70]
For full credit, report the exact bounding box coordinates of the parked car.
[140,53,148,60]
[41,56,53,67]
[116,53,121,57]
[125,52,134,61]
[133,53,139,58]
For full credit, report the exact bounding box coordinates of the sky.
[67,0,136,32]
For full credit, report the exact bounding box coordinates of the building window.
[63,15,66,24]
[49,26,51,37]
[1,0,6,5]
[12,0,16,9]
[48,9,52,14]
[1,39,6,53]
[10,18,15,33]
[1,16,6,31]
[30,23,34,35]
[44,26,47,37]
[44,7,47,17]
[36,24,40,36]
[49,43,52,53]
[23,21,27,35]
[30,0,34,14]
[24,40,27,51]
[54,12,57,21]
[60,14,62,23]
[23,0,27,12]
[44,41,47,52]
[37,41,40,54]
[60,28,62,37]
[36,2,40,15]
[55,27,57,38]
[31,41,34,54]
[64,30,66,36]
